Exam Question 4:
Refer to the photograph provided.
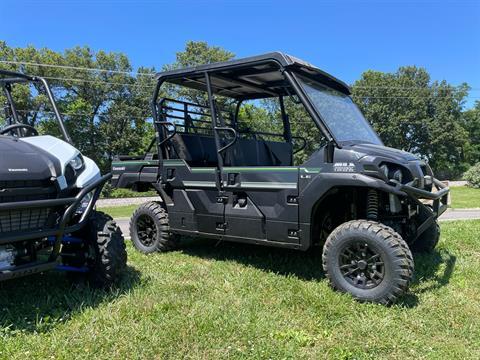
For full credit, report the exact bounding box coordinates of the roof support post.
[279,95,292,143]
[2,84,21,132]
[151,79,167,181]
[283,70,339,148]
[38,77,72,144]
[205,72,224,191]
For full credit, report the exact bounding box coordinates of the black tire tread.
[89,211,127,287]
[129,201,177,253]
[411,221,440,253]
[322,220,414,305]
[65,211,127,288]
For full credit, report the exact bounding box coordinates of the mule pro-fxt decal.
[333,162,355,172]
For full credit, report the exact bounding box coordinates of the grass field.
[1,220,479,359]
[449,186,480,209]
[98,204,138,218]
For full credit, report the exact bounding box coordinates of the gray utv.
[112,53,448,304]
[0,70,126,286]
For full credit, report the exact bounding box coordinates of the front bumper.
[398,178,449,217]
[391,177,449,242]
[0,173,111,281]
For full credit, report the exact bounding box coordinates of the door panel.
[162,160,224,236]
[222,167,299,243]
[185,189,224,234]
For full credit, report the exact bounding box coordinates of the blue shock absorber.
[55,264,89,273]
[47,236,84,245]
[47,236,90,273]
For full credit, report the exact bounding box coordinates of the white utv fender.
[20,135,101,188]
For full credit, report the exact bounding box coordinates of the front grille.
[0,179,56,203]
[0,208,54,233]
[0,178,59,234]
[0,179,50,188]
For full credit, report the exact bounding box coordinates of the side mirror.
[324,140,335,163]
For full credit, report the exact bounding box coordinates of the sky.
[1,0,479,106]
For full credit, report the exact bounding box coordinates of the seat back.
[169,133,292,167]
[169,133,218,166]
[225,138,292,166]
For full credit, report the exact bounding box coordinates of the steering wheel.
[0,123,39,137]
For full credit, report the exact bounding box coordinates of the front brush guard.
[398,178,449,217]
[0,173,111,281]
[393,177,449,241]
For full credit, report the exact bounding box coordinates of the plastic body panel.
[20,135,100,188]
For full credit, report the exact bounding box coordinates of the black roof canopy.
[156,52,351,100]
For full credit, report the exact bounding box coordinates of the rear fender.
[111,160,157,189]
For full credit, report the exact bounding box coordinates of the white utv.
[0,70,126,286]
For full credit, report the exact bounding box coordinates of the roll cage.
[0,69,72,143]
[150,52,351,174]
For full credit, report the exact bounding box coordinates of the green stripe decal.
[112,161,321,174]
[301,167,321,173]
[112,160,158,166]
[241,182,297,189]
[183,181,217,188]
[223,167,299,172]
[190,168,216,173]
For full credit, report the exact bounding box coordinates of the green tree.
[462,101,480,165]
[0,42,156,172]
[352,66,470,179]
[164,41,234,106]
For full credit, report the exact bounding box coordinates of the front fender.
[298,173,407,224]
[297,172,406,249]
[299,172,405,220]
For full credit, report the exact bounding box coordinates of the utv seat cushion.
[170,133,218,166]
[225,138,292,166]
[170,133,292,167]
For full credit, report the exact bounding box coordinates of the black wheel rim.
[339,241,385,290]
[136,214,157,247]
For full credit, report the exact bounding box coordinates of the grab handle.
[215,126,237,154]
[156,121,177,146]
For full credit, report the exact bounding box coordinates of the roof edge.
[156,52,351,95]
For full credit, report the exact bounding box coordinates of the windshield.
[297,76,382,145]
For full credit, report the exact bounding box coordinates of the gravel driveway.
[97,197,159,207]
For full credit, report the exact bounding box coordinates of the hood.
[20,135,101,189]
[20,135,79,173]
[346,143,419,163]
[0,135,62,181]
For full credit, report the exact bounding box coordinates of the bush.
[463,163,480,188]
[100,183,156,198]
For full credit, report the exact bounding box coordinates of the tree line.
[1,40,478,179]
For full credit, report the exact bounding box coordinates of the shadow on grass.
[180,237,325,281]
[0,265,141,334]
[398,250,456,307]
[180,237,456,307]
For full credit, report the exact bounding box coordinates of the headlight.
[69,154,84,171]
[379,164,389,178]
